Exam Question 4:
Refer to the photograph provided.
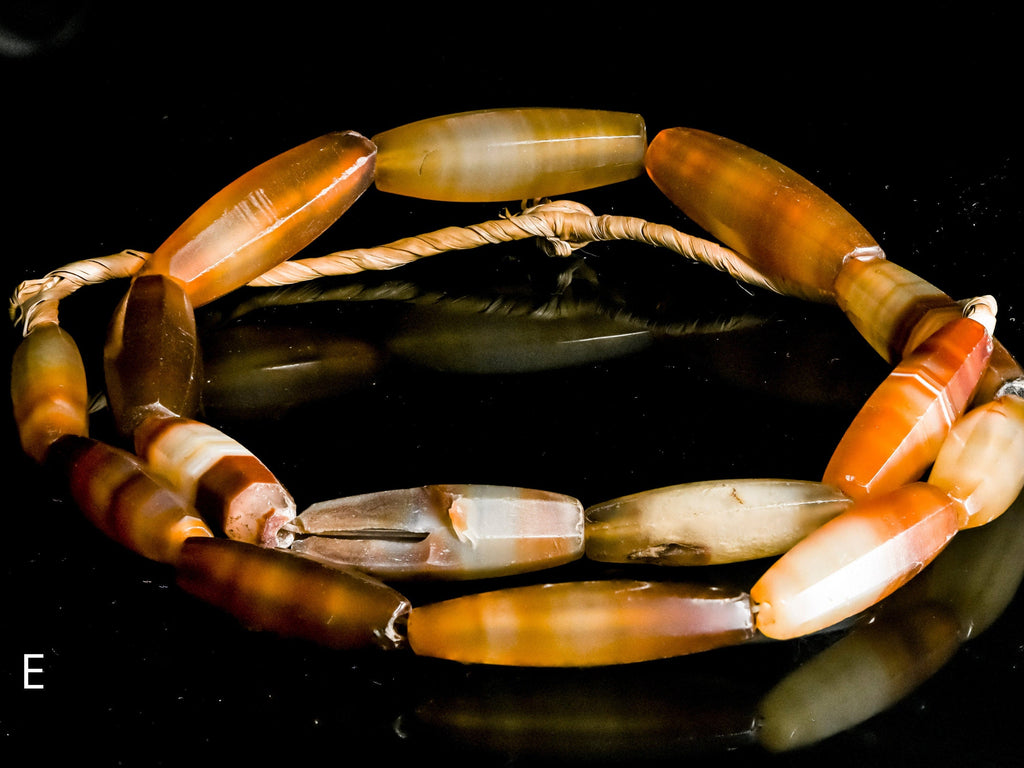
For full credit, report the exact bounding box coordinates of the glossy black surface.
[3,6,1020,765]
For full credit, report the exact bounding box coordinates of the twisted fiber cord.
[10,200,778,335]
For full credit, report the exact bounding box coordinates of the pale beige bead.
[373,108,647,202]
[928,394,1024,528]
[585,479,852,565]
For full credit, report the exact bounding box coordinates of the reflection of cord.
[10,200,775,334]
[0,3,87,58]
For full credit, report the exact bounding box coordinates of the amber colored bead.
[373,108,647,202]
[822,316,993,501]
[645,127,883,302]
[407,580,755,666]
[176,537,411,651]
[48,435,213,564]
[103,274,202,436]
[139,131,376,307]
[751,483,959,640]
[928,394,1024,528]
[10,323,89,463]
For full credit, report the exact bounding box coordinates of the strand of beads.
[10,108,1024,668]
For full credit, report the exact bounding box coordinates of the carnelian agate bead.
[751,482,958,640]
[372,108,647,202]
[585,479,852,565]
[288,485,584,580]
[928,394,1024,528]
[134,416,296,548]
[822,315,993,501]
[645,128,883,302]
[176,537,410,651]
[48,435,213,564]
[10,323,89,462]
[407,580,755,666]
[103,274,202,436]
[139,131,376,307]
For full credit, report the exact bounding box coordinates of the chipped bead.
[103,274,202,436]
[133,416,296,548]
[10,323,89,463]
[139,131,376,307]
[585,479,852,565]
[751,483,959,640]
[373,108,647,202]
[757,602,961,752]
[928,394,1024,528]
[407,580,755,666]
[176,537,410,651]
[288,485,584,580]
[48,435,213,564]
[822,316,993,501]
[645,127,883,302]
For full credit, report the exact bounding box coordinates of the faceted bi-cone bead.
[139,131,376,307]
[176,537,410,651]
[822,315,993,501]
[373,108,647,202]
[288,485,584,579]
[407,580,756,666]
[47,435,213,564]
[133,416,296,548]
[585,479,852,565]
[751,482,959,640]
[11,323,89,463]
[645,127,883,302]
[103,274,202,436]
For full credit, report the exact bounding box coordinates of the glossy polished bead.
[103,274,202,436]
[139,131,376,307]
[288,484,584,580]
[48,435,213,564]
[407,580,755,666]
[751,483,959,640]
[928,394,1024,528]
[373,108,647,202]
[645,127,883,302]
[10,323,89,462]
[585,479,852,565]
[757,602,961,752]
[176,537,411,651]
[133,416,296,548]
[822,316,993,501]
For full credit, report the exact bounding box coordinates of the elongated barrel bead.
[822,316,993,501]
[176,537,411,651]
[11,323,89,462]
[48,435,213,564]
[289,484,584,580]
[928,394,1024,528]
[585,479,852,565]
[645,128,883,302]
[133,416,296,548]
[139,131,376,307]
[751,482,959,640]
[103,274,202,436]
[407,580,756,666]
[373,108,647,202]
[757,602,962,752]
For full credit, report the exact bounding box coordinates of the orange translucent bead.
[103,274,202,436]
[139,131,376,307]
[751,483,959,640]
[407,580,755,666]
[48,436,213,564]
[10,323,89,462]
[645,127,883,302]
[176,537,411,651]
[822,316,993,501]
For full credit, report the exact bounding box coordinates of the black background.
[3,4,1021,765]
